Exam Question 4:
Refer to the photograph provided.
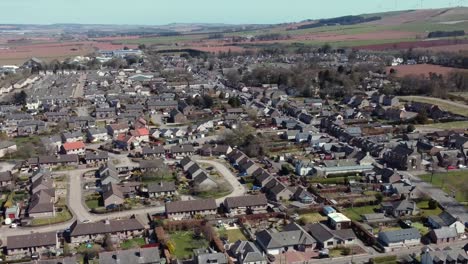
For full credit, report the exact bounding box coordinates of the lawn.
[342,205,379,221]
[411,222,430,236]
[85,199,100,209]
[419,171,468,204]
[30,207,72,226]
[416,200,443,217]
[299,212,327,224]
[120,237,146,250]
[169,231,209,259]
[309,176,357,185]
[217,227,247,243]
[399,96,468,117]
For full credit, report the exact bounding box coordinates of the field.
[398,96,468,117]
[416,121,468,130]
[419,171,468,204]
[388,64,468,78]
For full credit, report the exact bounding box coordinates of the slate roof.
[224,194,267,209]
[147,181,176,193]
[256,223,316,249]
[98,248,160,264]
[432,226,458,239]
[229,240,265,263]
[165,198,217,214]
[7,232,56,249]
[378,228,421,244]
[70,219,144,236]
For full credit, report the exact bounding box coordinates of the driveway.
[400,171,468,223]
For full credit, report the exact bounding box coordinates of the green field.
[342,205,379,221]
[419,171,468,204]
[399,96,468,117]
[169,231,209,259]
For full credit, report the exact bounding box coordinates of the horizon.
[0,0,465,25]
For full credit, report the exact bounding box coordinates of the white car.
[10,223,17,228]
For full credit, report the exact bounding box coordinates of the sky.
[0,0,466,25]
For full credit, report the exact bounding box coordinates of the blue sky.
[0,0,465,25]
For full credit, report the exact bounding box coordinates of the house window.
[327,241,333,246]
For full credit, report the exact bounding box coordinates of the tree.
[166,240,176,254]
[280,164,293,176]
[407,124,416,133]
[228,96,241,107]
[375,192,384,204]
[103,234,115,251]
[12,91,27,105]
[428,199,438,210]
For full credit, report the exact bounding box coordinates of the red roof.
[63,141,85,151]
[130,128,149,137]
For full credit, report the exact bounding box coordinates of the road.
[400,171,468,223]
[0,159,244,242]
[72,73,86,98]
[195,159,246,203]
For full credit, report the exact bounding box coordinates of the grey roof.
[256,223,316,249]
[229,240,265,263]
[195,249,228,264]
[378,228,421,244]
[70,219,144,236]
[0,171,12,182]
[147,181,176,193]
[165,198,217,214]
[0,141,16,149]
[7,231,56,249]
[432,226,458,239]
[102,183,124,201]
[224,194,267,209]
[139,159,165,169]
[421,248,468,264]
[99,248,160,264]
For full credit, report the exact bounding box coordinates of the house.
[381,200,419,217]
[229,240,267,264]
[130,128,150,143]
[99,248,161,264]
[107,123,129,138]
[95,107,116,120]
[0,171,13,188]
[69,218,145,244]
[69,116,96,130]
[194,248,228,264]
[114,134,135,150]
[61,131,84,143]
[139,159,165,172]
[27,189,55,218]
[84,151,109,166]
[256,223,316,255]
[86,128,109,142]
[61,141,86,155]
[264,178,294,202]
[180,156,195,171]
[429,226,458,244]
[165,199,217,220]
[192,172,218,191]
[327,213,351,230]
[304,223,356,249]
[0,141,17,158]
[146,100,178,111]
[223,194,268,216]
[6,232,58,256]
[99,162,121,185]
[102,183,124,208]
[420,247,468,264]
[378,228,421,248]
[145,181,177,198]
[170,144,195,157]
[293,187,316,204]
[169,109,187,123]
[427,212,466,236]
[5,205,20,220]
[17,120,47,136]
[383,144,422,171]
[142,146,166,158]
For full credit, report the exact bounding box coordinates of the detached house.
[256,223,316,255]
[305,223,356,249]
[378,228,421,248]
[61,141,86,155]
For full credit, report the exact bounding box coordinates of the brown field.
[188,45,246,53]
[356,39,468,51]
[292,30,419,42]
[386,64,468,78]
[0,41,138,65]
[416,43,468,53]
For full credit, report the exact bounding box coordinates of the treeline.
[296,15,381,30]
[393,72,468,98]
[427,30,465,38]
[255,33,291,41]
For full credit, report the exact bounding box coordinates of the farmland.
[419,171,468,205]
[387,64,468,78]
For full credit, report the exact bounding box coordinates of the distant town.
[0,7,468,264]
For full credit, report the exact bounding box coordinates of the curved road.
[0,159,245,241]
